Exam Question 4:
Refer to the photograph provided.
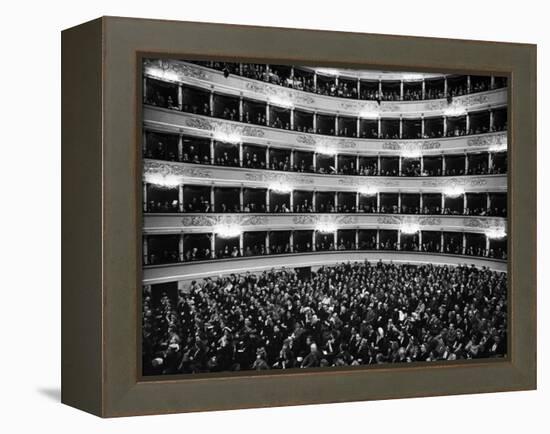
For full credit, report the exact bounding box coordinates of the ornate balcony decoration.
[144,108,508,155]
[143,160,507,193]
[143,213,506,235]
[143,59,507,117]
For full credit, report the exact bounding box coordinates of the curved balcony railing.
[144,59,508,116]
[144,213,506,235]
[144,108,508,157]
[143,159,507,194]
[142,251,507,285]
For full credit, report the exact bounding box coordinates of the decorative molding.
[418,217,442,226]
[244,172,315,185]
[296,135,317,147]
[463,217,505,229]
[144,58,210,81]
[143,161,212,180]
[245,81,315,105]
[148,213,506,236]
[377,216,402,225]
[145,108,510,156]
[184,116,265,138]
[337,178,400,187]
[467,133,507,148]
[292,215,318,225]
[421,177,488,188]
[337,139,357,149]
[181,214,269,227]
[382,141,441,151]
[145,60,507,119]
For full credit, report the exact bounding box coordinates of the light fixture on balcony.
[315,67,339,76]
[269,182,293,193]
[146,66,179,83]
[214,224,242,238]
[485,227,506,240]
[443,186,465,198]
[400,222,420,234]
[213,130,241,144]
[401,73,425,81]
[401,148,422,159]
[359,110,379,119]
[489,143,507,153]
[444,106,466,117]
[316,145,337,156]
[145,173,180,188]
[269,96,294,109]
[358,186,378,196]
[316,222,337,233]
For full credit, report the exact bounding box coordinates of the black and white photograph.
[141,58,508,377]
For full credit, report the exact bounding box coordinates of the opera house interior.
[141,59,508,376]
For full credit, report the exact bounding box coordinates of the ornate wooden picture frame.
[61,16,536,417]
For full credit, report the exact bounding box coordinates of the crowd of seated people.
[145,141,178,161]
[182,148,210,165]
[465,245,486,258]
[316,165,336,175]
[442,207,464,216]
[150,231,507,265]
[487,206,507,217]
[148,194,504,217]
[420,239,441,253]
[142,261,507,375]
[444,165,466,176]
[243,152,266,169]
[379,166,399,176]
[269,156,292,171]
[184,197,211,213]
[243,202,267,213]
[188,60,505,100]
[243,111,267,126]
[403,88,423,101]
[147,250,180,265]
[400,204,421,214]
[379,239,398,250]
[422,204,441,215]
[359,163,378,176]
[488,247,507,260]
[423,166,442,177]
[270,203,292,213]
[182,102,210,116]
[243,244,268,257]
[443,239,463,255]
[294,201,314,213]
[220,107,239,121]
[183,247,211,262]
[465,206,489,216]
[294,159,314,173]
[172,147,503,176]
[488,161,507,175]
[215,152,239,167]
[336,203,356,213]
[401,162,422,177]
[270,116,291,130]
[148,200,179,213]
[379,204,400,214]
[337,162,357,175]
[358,203,377,213]
[145,91,179,110]
[145,79,508,142]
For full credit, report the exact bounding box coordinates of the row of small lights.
[149,66,478,119]
[214,222,506,239]
[146,174,468,199]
